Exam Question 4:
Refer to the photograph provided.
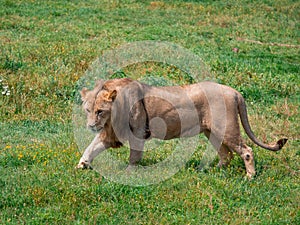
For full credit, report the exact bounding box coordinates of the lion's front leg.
[127,137,145,171]
[76,134,108,169]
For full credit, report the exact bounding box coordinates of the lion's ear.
[107,90,117,101]
[80,88,88,101]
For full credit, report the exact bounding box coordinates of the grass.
[0,0,299,224]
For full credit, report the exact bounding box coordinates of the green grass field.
[1,0,299,224]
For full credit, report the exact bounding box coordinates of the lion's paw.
[125,165,138,173]
[75,161,93,170]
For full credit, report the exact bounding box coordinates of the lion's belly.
[144,87,204,140]
[147,108,202,140]
[148,118,202,140]
[148,116,181,139]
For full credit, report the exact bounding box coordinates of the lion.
[76,78,287,178]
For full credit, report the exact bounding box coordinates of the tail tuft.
[276,138,288,150]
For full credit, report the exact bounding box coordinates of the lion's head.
[80,78,133,133]
[91,89,117,132]
[80,80,105,132]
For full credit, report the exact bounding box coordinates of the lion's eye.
[86,109,91,113]
[96,110,103,116]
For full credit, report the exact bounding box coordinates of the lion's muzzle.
[88,123,103,132]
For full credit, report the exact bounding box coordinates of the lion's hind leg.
[240,145,255,179]
[217,145,234,167]
[204,130,234,168]
[226,142,255,179]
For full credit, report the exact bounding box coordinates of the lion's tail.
[237,94,287,151]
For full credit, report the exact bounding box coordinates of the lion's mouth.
[89,125,104,133]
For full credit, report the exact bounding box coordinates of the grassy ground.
[1,0,299,224]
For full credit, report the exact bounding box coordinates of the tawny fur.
[77,78,287,178]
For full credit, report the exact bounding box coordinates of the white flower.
[2,91,6,95]
[6,92,10,96]
[3,85,8,90]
